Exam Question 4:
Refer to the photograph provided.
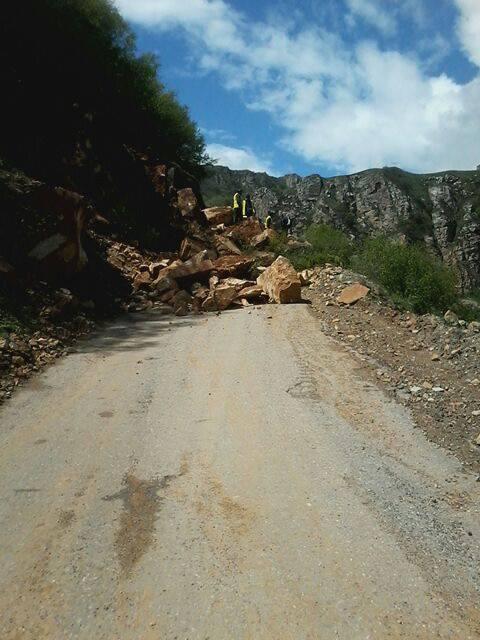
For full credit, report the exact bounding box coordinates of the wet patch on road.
[104,461,189,576]
[99,410,114,418]
[34,438,47,445]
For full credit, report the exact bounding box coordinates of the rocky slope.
[201,165,480,290]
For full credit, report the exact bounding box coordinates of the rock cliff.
[201,165,480,289]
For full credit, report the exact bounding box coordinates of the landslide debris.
[0,180,301,403]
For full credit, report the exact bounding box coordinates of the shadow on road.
[74,310,207,355]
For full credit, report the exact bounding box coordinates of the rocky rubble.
[303,265,480,472]
[0,207,300,403]
[110,213,301,317]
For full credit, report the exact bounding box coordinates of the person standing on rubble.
[232,189,242,224]
[243,194,255,219]
[265,212,272,229]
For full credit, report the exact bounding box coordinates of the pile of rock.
[114,211,303,316]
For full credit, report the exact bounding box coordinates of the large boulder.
[212,255,255,278]
[158,250,213,285]
[257,255,302,304]
[251,228,277,249]
[202,283,238,312]
[203,206,233,226]
[228,218,263,244]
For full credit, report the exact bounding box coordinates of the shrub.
[280,224,354,270]
[352,237,457,314]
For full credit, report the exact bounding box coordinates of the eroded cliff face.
[201,166,480,290]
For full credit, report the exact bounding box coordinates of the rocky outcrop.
[202,165,480,290]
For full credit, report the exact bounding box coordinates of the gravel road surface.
[1,305,479,639]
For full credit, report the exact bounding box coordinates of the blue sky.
[114,0,480,177]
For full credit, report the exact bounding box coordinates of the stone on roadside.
[444,309,459,325]
[133,270,152,291]
[298,269,313,286]
[337,283,370,305]
[172,290,193,316]
[257,255,302,304]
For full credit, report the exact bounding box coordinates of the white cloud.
[455,0,480,67]
[114,0,480,174]
[345,0,397,36]
[206,143,275,174]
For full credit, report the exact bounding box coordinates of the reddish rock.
[214,235,242,256]
[251,228,277,248]
[257,256,302,304]
[149,260,170,278]
[212,255,254,278]
[179,237,207,261]
[237,285,267,301]
[203,206,233,226]
[160,251,213,285]
[228,218,263,244]
[133,270,152,291]
[202,283,238,312]
[336,283,370,305]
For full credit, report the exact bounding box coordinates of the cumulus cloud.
[345,0,397,36]
[455,0,480,67]
[206,143,275,174]
[114,0,480,174]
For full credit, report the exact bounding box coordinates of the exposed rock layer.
[202,165,480,290]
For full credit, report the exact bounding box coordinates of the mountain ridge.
[201,164,480,290]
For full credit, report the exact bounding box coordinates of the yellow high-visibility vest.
[233,192,240,209]
[265,215,272,228]
[242,199,247,218]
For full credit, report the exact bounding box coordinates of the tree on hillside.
[0,0,207,190]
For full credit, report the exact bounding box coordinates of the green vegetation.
[270,224,470,317]
[352,237,457,314]
[0,0,207,236]
[270,224,354,271]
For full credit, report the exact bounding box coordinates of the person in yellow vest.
[265,213,272,229]
[232,189,242,224]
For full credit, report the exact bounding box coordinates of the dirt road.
[1,305,479,639]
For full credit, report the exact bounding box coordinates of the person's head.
[246,193,251,199]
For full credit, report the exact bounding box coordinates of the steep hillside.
[201,165,480,289]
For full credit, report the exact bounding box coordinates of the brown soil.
[305,265,480,474]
